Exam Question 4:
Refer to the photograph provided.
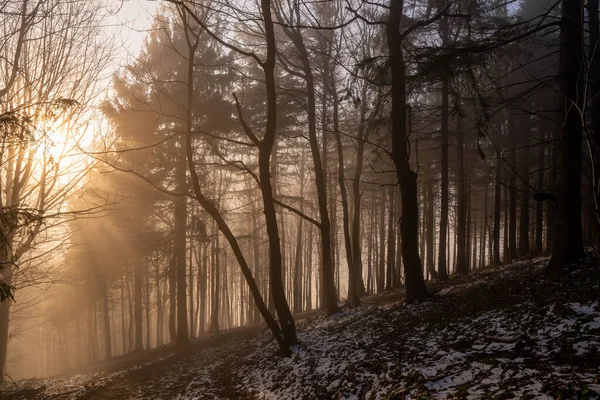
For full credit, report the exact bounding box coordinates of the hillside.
[3,257,600,399]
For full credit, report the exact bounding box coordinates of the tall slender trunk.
[88,304,96,363]
[394,191,403,286]
[332,83,356,305]
[466,183,473,272]
[547,129,558,249]
[387,0,428,301]
[293,160,305,313]
[301,36,339,315]
[508,112,518,260]
[456,110,468,274]
[547,0,585,273]
[188,238,194,338]
[519,133,530,256]
[0,266,13,380]
[351,84,369,297]
[168,253,176,343]
[437,9,450,282]
[121,273,128,353]
[127,272,134,353]
[426,179,438,279]
[211,231,220,334]
[134,262,143,353]
[199,243,208,336]
[535,131,546,253]
[101,279,112,358]
[255,0,299,348]
[174,25,200,345]
[377,197,386,293]
[493,155,502,264]
[251,198,262,325]
[504,184,509,262]
[482,183,489,268]
[588,0,600,243]
[145,264,152,347]
[386,186,396,290]
[306,226,313,311]
[155,260,163,346]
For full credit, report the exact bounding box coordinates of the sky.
[106,0,163,66]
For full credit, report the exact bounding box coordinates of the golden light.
[31,107,103,188]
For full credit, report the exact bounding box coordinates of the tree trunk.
[351,85,369,298]
[121,273,128,354]
[482,183,489,268]
[101,279,112,358]
[547,0,585,273]
[168,254,176,343]
[188,238,194,338]
[588,0,600,243]
[437,8,450,282]
[386,186,396,290]
[155,260,163,346]
[535,131,546,253]
[456,110,468,274]
[199,243,208,336]
[0,267,13,380]
[387,0,428,302]
[426,179,438,279]
[145,265,152,347]
[293,161,305,313]
[211,231,220,334]
[519,133,530,256]
[493,155,502,264]
[504,184,510,262]
[377,196,386,293]
[508,112,518,261]
[394,190,403,287]
[134,262,143,353]
[332,88,356,305]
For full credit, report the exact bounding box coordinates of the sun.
[32,110,100,187]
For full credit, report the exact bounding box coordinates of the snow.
[4,257,600,399]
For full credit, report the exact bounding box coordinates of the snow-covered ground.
[236,258,600,399]
[4,257,600,399]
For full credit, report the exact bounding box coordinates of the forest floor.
[3,256,600,399]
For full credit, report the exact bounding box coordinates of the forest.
[0,0,599,398]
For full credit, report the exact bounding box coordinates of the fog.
[0,0,597,397]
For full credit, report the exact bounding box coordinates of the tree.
[0,0,112,380]
[274,1,340,314]
[546,0,585,273]
[166,0,299,352]
[386,0,429,302]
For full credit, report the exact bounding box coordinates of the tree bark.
[456,109,468,274]
[377,196,386,293]
[508,112,518,261]
[535,131,546,253]
[547,0,585,273]
[0,267,13,380]
[134,262,143,353]
[387,0,428,302]
[493,154,503,264]
[101,279,112,358]
[351,84,369,297]
[437,8,450,282]
[386,186,396,290]
[426,178,438,279]
[293,159,305,313]
[588,0,600,243]
[518,133,530,256]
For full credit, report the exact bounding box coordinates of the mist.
[1,0,599,398]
